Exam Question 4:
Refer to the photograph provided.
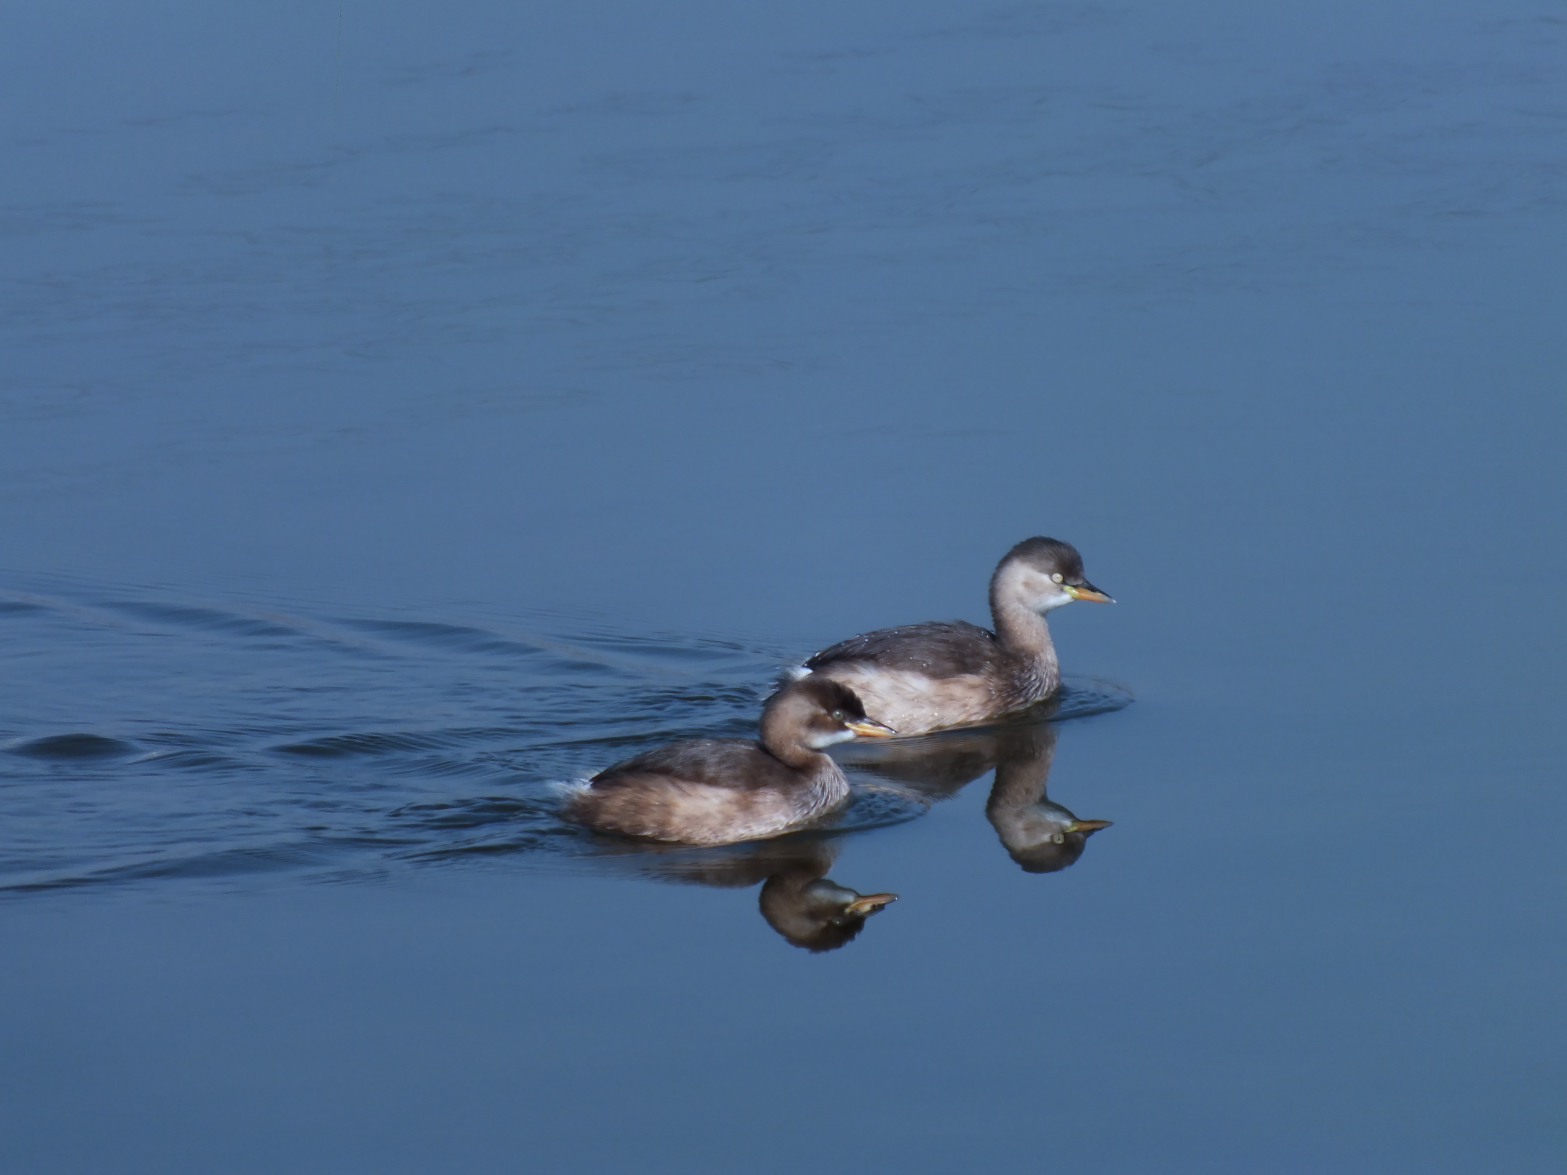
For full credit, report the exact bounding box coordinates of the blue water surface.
[2,3,1563,1172]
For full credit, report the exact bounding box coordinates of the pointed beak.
[1065,819,1113,834]
[846,717,896,739]
[844,892,898,916]
[1065,581,1115,603]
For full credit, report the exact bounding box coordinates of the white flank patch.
[549,777,593,801]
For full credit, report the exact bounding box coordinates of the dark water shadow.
[5,733,140,760]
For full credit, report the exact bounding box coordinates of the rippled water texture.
[2,2,1564,1173]
[0,575,1132,892]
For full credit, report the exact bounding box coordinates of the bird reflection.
[984,724,1112,873]
[571,702,1110,948]
[837,702,1112,873]
[585,835,896,952]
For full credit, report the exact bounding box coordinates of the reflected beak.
[844,892,898,916]
[1065,819,1114,834]
[846,717,897,738]
[1065,581,1115,603]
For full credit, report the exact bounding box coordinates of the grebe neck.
[765,737,849,809]
[758,703,840,778]
[989,574,1060,691]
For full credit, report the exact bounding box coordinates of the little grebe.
[796,536,1112,736]
[564,677,893,846]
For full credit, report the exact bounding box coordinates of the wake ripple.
[0,576,1131,896]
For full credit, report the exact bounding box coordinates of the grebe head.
[761,676,896,754]
[992,536,1114,615]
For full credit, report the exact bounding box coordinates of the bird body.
[800,537,1111,736]
[570,738,848,846]
[564,677,891,846]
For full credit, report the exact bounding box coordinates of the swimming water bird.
[563,677,894,846]
[797,537,1113,736]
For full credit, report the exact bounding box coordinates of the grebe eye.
[1051,572,1064,584]
[830,709,845,722]
[1052,832,1065,844]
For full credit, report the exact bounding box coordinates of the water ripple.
[0,576,1131,897]
[6,733,139,760]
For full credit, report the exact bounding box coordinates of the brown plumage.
[800,537,1113,735]
[563,677,892,846]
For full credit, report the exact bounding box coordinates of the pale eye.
[1052,832,1065,844]
[1051,572,1064,584]
[830,709,845,722]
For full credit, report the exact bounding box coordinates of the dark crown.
[1001,536,1084,579]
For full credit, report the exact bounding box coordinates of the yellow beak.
[846,717,897,739]
[1065,584,1115,603]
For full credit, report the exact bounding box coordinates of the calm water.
[3,2,1564,1172]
